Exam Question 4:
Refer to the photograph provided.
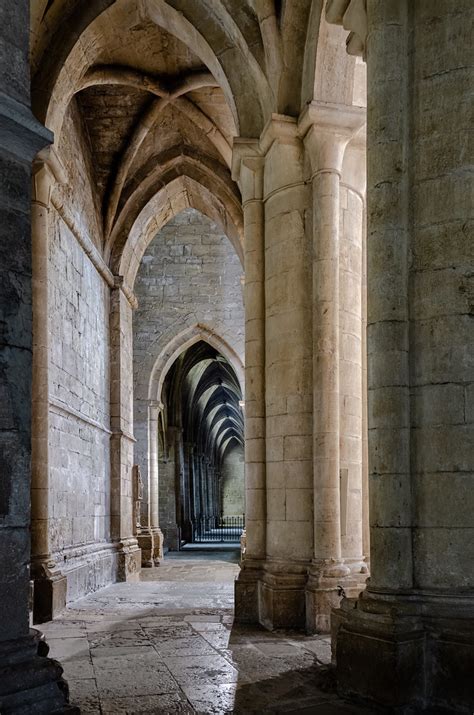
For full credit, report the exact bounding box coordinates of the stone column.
[329,2,474,711]
[136,398,163,566]
[198,455,205,524]
[360,193,369,566]
[300,102,365,632]
[208,461,214,518]
[110,277,141,579]
[260,115,313,630]
[192,447,199,520]
[203,457,211,517]
[339,134,367,575]
[232,140,266,623]
[148,400,164,566]
[0,1,76,707]
[172,427,185,540]
[160,425,180,550]
[30,149,67,623]
[133,398,150,548]
[181,441,193,542]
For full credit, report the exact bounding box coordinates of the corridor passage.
[43,552,373,714]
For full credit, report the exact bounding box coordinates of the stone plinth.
[31,559,67,624]
[116,538,141,582]
[0,630,79,713]
[334,593,474,713]
[259,571,307,631]
[306,562,367,634]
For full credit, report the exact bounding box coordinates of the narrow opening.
[159,340,245,551]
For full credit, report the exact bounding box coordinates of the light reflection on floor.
[43,550,374,713]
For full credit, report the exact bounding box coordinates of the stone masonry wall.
[47,102,114,602]
[133,208,244,392]
[133,208,244,524]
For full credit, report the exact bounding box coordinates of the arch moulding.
[148,324,244,405]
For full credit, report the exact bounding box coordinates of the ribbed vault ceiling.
[165,341,243,463]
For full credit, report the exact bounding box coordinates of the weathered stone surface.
[329,1,474,711]
[43,552,374,714]
[0,2,470,712]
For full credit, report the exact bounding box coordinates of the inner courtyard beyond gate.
[0,1,472,714]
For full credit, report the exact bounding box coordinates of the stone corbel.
[326,0,367,60]
[232,138,263,204]
[113,274,139,310]
[32,145,67,206]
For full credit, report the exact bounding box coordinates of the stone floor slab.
[100,693,193,714]
[43,551,376,714]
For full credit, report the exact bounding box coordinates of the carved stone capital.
[299,101,366,173]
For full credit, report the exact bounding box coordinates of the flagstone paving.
[41,550,375,714]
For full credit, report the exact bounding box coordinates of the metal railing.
[191,515,245,543]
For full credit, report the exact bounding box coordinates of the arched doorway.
[159,340,245,550]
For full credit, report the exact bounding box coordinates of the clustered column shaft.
[232,142,267,623]
[301,103,366,632]
[147,400,163,563]
[234,109,367,632]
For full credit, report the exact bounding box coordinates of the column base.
[235,558,308,630]
[115,538,141,582]
[259,569,307,630]
[151,527,164,564]
[305,559,368,634]
[136,531,154,567]
[239,529,247,563]
[0,629,79,713]
[162,525,180,551]
[234,559,263,624]
[31,559,67,625]
[333,590,474,713]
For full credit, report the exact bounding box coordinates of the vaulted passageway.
[157,341,245,549]
[130,205,245,563]
[43,550,378,714]
[0,1,472,713]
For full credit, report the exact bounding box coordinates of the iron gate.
[191,515,245,543]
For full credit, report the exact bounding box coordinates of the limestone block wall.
[133,207,244,525]
[55,100,103,250]
[133,207,244,382]
[221,445,245,517]
[46,103,115,602]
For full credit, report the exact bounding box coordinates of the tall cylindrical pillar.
[339,134,367,577]
[300,103,365,632]
[232,141,266,623]
[148,400,163,564]
[260,116,313,630]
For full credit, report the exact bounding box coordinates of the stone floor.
[42,549,375,714]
